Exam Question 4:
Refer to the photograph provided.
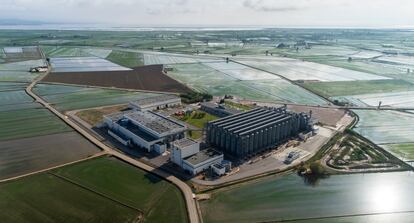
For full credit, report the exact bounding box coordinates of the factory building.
[129,94,181,111]
[171,138,224,175]
[206,107,312,159]
[104,110,186,153]
[200,102,241,117]
[182,149,223,175]
[171,138,200,167]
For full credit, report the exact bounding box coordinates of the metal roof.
[184,149,222,166]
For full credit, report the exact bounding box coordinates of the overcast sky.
[1,0,413,28]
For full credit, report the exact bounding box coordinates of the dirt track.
[42,65,192,94]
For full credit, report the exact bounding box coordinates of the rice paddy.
[44,47,112,58]
[0,108,72,141]
[200,172,414,223]
[0,90,34,105]
[385,144,414,161]
[143,52,219,65]
[236,57,390,82]
[106,50,144,67]
[167,63,328,105]
[0,157,188,223]
[34,84,160,111]
[0,83,72,140]
[0,132,99,179]
[303,79,414,98]
[342,91,414,108]
[50,57,131,73]
[204,61,281,80]
[353,110,414,145]
[0,59,45,81]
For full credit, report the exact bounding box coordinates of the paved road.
[24,72,200,223]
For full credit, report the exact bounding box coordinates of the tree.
[309,161,326,176]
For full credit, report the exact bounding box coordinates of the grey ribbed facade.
[206,107,312,158]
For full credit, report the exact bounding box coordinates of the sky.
[1,0,414,28]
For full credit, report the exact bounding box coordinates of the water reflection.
[300,172,330,186]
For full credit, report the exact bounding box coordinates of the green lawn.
[303,79,414,98]
[387,144,414,160]
[106,50,144,68]
[179,111,218,129]
[0,108,72,141]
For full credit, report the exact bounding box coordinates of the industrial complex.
[103,95,315,176]
[104,110,187,153]
[206,106,313,158]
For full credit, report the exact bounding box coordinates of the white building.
[104,110,186,153]
[182,148,223,175]
[211,163,226,176]
[129,94,181,111]
[171,138,200,167]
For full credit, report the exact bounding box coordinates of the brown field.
[0,131,100,180]
[76,104,128,126]
[286,105,346,127]
[42,65,192,94]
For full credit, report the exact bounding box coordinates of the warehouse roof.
[184,149,222,166]
[125,110,186,136]
[173,138,198,149]
[130,94,181,109]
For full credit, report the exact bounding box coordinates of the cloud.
[243,0,305,12]
[0,0,413,28]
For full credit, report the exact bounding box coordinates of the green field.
[53,157,187,222]
[0,173,140,223]
[0,108,72,141]
[303,79,414,98]
[106,50,144,67]
[386,144,414,160]
[0,157,188,223]
[34,84,160,111]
